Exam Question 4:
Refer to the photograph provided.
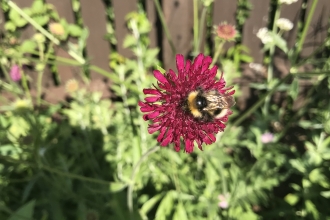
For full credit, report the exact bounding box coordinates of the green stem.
[7,0,85,65]
[263,3,281,115]
[127,146,161,213]
[193,0,199,55]
[18,61,32,101]
[197,6,208,54]
[228,73,291,129]
[293,0,318,64]
[211,41,224,66]
[153,0,176,55]
[7,1,59,45]
[0,155,110,185]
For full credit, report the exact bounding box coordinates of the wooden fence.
[0,0,329,104]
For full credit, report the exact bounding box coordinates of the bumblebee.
[184,88,235,122]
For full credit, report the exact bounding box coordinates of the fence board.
[46,0,79,83]
[0,7,4,32]
[301,0,330,57]
[280,0,303,49]
[242,0,270,63]
[163,0,193,70]
[146,0,157,49]
[80,0,111,79]
[213,0,237,51]
[112,0,138,58]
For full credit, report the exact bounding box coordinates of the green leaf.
[31,0,45,14]
[68,24,82,37]
[5,21,16,32]
[173,203,188,220]
[289,77,299,100]
[284,193,299,205]
[123,35,136,48]
[140,193,164,216]
[321,191,330,198]
[109,182,127,192]
[8,200,35,220]
[20,40,37,53]
[155,191,174,219]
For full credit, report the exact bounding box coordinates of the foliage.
[0,0,330,220]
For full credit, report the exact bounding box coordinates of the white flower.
[256,28,274,44]
[279,0,298,4]
[276,18,293,31]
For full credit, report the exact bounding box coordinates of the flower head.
[276,18,293,31]
[261,132,274,144]
[215,23,237,41]
[49,22,65,36]
[218,193,230,209]
[139,54,235,153]
[279,0,298,4]
[10,64,21,81]
[256,28,273,44]
[65,79,79,93]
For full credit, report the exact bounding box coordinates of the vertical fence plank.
[80,0,111,79]
[213,0,237,51]
[163,0,193,70]
[46,0,78,83]
[146,0,157,49]
[44,0,80,103]
[112,0,138,58]
[0,6,5,32]
[242,0,270,63]
[301,0,330,57]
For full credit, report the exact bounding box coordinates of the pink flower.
[139,54,235,153]
[10,65,21,81]
[261,132,274,144]
[218,194,229,209]
[215,23,237,41]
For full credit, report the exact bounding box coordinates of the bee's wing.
[204,94,236,110]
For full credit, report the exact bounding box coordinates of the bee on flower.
[139,54,236,153]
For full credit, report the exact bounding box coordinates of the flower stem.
[263,3,281,115]
[228,73,291,129]
[18,62,32,101]
[7,0,85,65]
[211,41,224,66]
[153,0,176,55]
[197,6,208,54]
[293,0,318,64]
[127,146,161,213]
[193,0,199,55]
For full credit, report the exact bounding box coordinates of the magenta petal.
[153,70,168,84]
[148,125,161,134]
[143,111,160,120]
[176,54,185,73]
[185,139,194,153]
[143,89,161,95]
[161,133,173,146]
[145,96,160,102]
[192,54,204,72]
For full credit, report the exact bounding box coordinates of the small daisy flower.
[276,18,293,31]
[279,0,298,4]
[65,79,79,93]
[10,64,21,82]
[256,28,273,44]
[49,22,65,36]
[139,54,235,153]
[218,193,230,209]
[215,23,237,41]
[261,132,274,144]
